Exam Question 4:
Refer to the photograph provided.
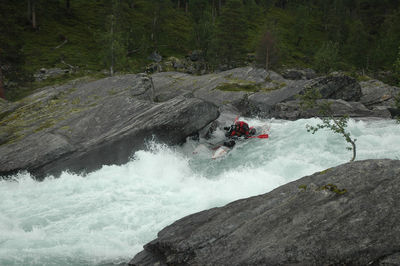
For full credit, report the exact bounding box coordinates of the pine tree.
[313,41,340,74]
[0,0,26,100]
[189,0,215,56]
[344,19,370,71]
[212,0,248,66]
[101,0,127,76]
[371,8,400,70]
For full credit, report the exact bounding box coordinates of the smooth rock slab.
[271,99,390,120]
[360,79,400,109]
[130,159,400,265]
[0,74,219,179]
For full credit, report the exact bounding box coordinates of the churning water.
[1,118,400,265]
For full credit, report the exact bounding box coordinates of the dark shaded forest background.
[1,0,400,100]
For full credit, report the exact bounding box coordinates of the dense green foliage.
[1,0,400,100]
[395,45,400,86]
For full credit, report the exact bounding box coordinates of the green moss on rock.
[215,82,262,92]
[319,184,347,195]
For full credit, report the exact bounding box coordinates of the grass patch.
[215,82,262,92]
[34,120,55,133]
[319,184,347,195]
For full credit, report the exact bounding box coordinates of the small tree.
[313,41,339,74]
[300,87,357,162]
[255,30,277,71]
[27,0,37,29]
[101,0,127,76]
[394,46,400,123]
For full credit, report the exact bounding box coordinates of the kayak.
[192,121,270,159]
[211,145,231,159]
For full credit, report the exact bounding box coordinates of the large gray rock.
[281,68,317,80]
[130,159,400,265]
[245,80,308,116]
[0,74,218,179]
[152,68,370,119]
[151,67,288,109]
[0,97,17,116]
[360,79,400,108]
[271,99,391,120]
[246,73,362,117]
[309,73,362,101]
[34,68,72,81]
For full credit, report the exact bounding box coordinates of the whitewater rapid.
[1,118,400,265]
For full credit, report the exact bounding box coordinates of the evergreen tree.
[192,11,215,56]
[101,0,127,76]
[0,1,27,100]
[343,19,370,70]
[372,8,400,70]
[119,0,154,58]
[313,41,340,74]
[211,0,248,65]
[243,0,264,50]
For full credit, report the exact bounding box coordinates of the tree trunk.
[185,0,188,13]
[212,0,215,21]
[265,47,269,71]
[152,9,158,47]
[32,0,37,29]
[110,14,114,76]
[177,0,180,9]
[27,0,32,22]
[66,0,70,10]
[0,67,5,99]
[350,139,356,162]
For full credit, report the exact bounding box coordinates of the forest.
[1,0,400,100]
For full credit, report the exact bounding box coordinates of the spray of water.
[1,118,399,265]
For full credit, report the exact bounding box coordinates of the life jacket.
[230,121,249,137]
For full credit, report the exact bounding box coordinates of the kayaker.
[223,121,256,147]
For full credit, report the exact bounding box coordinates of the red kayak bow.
[248,134,269,139]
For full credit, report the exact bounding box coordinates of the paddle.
[248,134,269,139]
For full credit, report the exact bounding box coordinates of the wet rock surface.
[130,159,400,266]
[0,74,218,179]
[151,67,395,119]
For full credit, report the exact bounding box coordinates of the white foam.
[1,118,399,265]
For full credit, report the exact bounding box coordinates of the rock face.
[360,79,400,110]
[271,99,381,120]
[151,67,274,106]
[130,159,400,265]
[34,68,74,82]
[306,74,362,101]
[281,68,317,80]
[242,73,362,117]
[151,68,388,119]
[0,74,219,179]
